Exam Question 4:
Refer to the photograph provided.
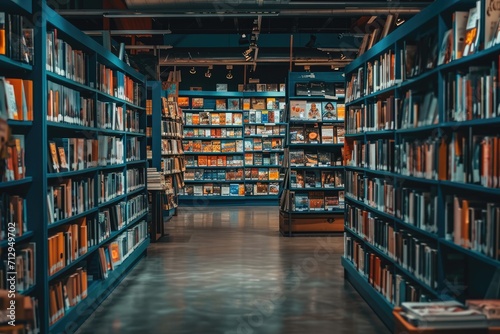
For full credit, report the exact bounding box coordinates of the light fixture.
[304,65,310,72]
[367,16,377,24]
[340,53,346,60]
[239,33,249,45]
[396,18,405,26]
[305,34,317,48]
[189,67,196,74]
[243,48,253,61]
[226,65,233,79]
[205,65,213,78]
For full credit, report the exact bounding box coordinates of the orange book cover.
[6,78,25,120]
[462,199,469,248]
[438,137,448,180]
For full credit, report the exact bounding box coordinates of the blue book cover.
[229,183,239,195]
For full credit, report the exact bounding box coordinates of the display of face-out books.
[290,100,306,120]
[305,126,320,144]
[306,102,322,121]
[322,101,337,121]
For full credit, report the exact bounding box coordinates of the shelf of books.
[279,72,346,236]
[342,0,500,330]
[146,81,185,232]
[177,87,286,204]
[0,1,39,332]
[0,2,149,333]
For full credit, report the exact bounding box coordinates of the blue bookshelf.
[280,72,346,236]
[178,88,286,203]
[0,2,151,332]
[342,0,500,330]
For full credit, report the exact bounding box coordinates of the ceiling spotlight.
[239,33,249,45]
[396,18,405,26]
[340,53,346,60]
[205,65,212,78]
[305,34,317,48]
[189,67,196,74]
[226,65,233,79]
[243,48,253,61]
[304,65,310,72]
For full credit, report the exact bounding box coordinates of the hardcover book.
[294,193,309,211]
[215,99,227,110]
[318,151,331,166]
[306,102,321,121]
[305,126,320,144]
[228,98,240,110]
[191,97,204,109]
[321,125,334,144]
[290,100,306,120]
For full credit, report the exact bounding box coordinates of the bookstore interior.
[1,0,500,333]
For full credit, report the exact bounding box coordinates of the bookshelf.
[178,89,286,203]
[0,1,149,333]
[342,0,500,330]
[146,81,184,234]
[279,72,346,236]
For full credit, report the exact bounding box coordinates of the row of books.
[98,64,141,106]
[0,194,27,239]
[346,171,439,234]
[161,138,184,156]
[161,98,183,120]
[3,134,25,182]
[183,140,242,153]
[46,29,87,84]
[290,100,345,121]
[126,109,141,133]
[185,154,244,167]
[0,13,33,64]
[183,182,279,197]
[245,109,285,123]
[244,124,286,136]
[98,171,124,204]
[290,170,344,189]
[346,96,396,134]
[96,101,124,131]
[244,138,283,151]
[346,204,438,288]
[290,124,345,144]
[292,190,345,211]
[49,267,87,326]
[126,168,145,192]
[185,167,281,182]
[445,196,500,260]
[244,152,283,166]
[162,157,185,174]
[185,111,243,126]
[47,177,95,224]
[47,80,94,126]
[125,137,141,163]
[183,127,242,138]
[346,139,396,172]
[399,90,439,130]
[48,220,88,276]
[364,50,398,96]
[0,77,33,121]
[184,168,241,182]
[444,64,499,122]
[47,136,125,173]
[179,96,285,111]
[162,120,183,138]
[288,149,344,167]
[344,237,433,307]
[0,243,35,293]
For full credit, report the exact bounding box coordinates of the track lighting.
[205,65,212,78]
[304,65,310,72]
[226,65,233,79]
[396,18,405,26]
[243,48,253,61]
[340,53,346,60]
[189,67,196,74]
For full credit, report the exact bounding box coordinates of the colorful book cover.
[228,98,240,110]
[215,99,227,110]
[290,100,306,120]
[306,102,322,121]
[192,97,204,109]
[322,101,337,121]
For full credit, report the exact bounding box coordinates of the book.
[306,102,321,121]
[290,100,306,120]
[305,126,320,144]
[228,98,240,110]
[463,2,480,57]
[321,125,334,144]
[337,104,345,121]
[215,99,226,110]
[177,97,189,107]
[294,193,309,211]
[322,101,337,121]
[251,98,266,110]
[216,83,228,92]
[485,0,500,48]
[191,97,204,109]
[453,11,469,60]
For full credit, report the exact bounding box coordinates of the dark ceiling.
[54,0,435,79]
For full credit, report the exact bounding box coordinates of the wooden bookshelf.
[343,0,500,330]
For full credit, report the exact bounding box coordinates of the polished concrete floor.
[76,206,389,334]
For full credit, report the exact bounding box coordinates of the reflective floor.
[76,206,389,334]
